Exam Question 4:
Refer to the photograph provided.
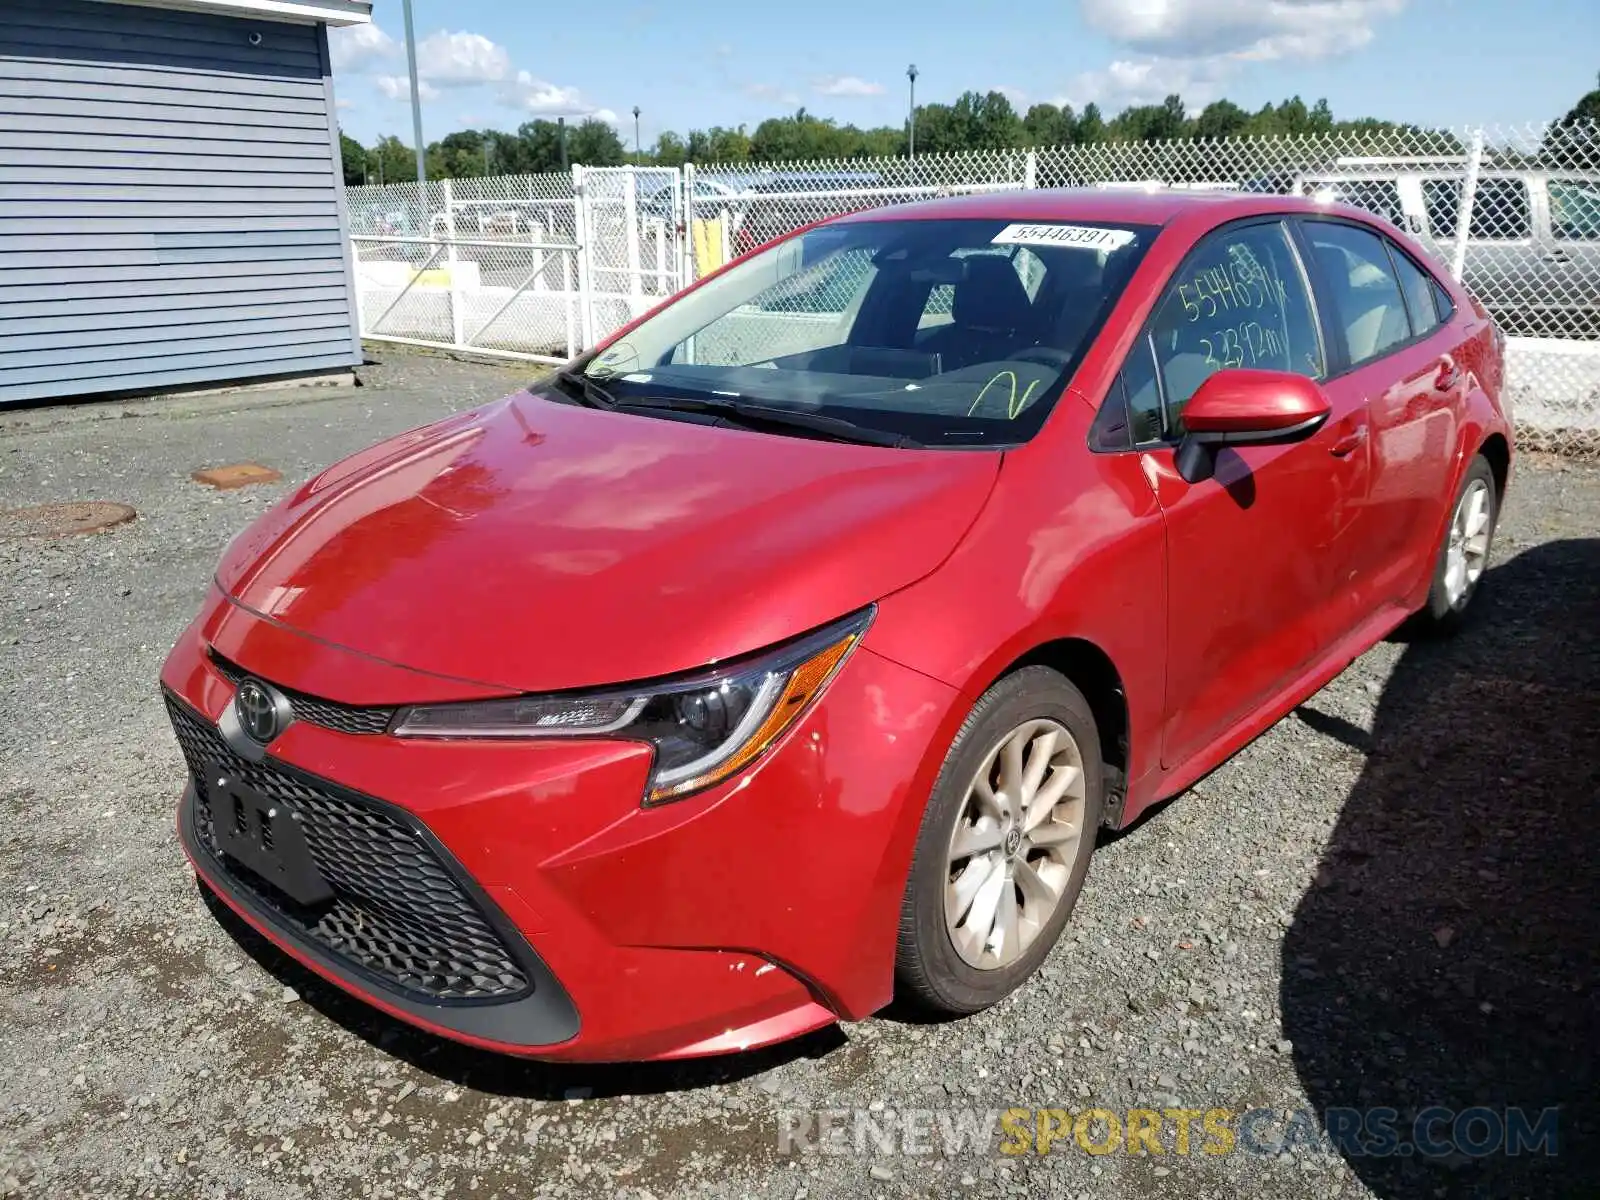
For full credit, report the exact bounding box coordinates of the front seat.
[919,257,1035,370]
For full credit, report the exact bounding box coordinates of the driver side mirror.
[1174,369,1333,484]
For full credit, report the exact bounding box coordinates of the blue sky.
[330,0,1600,148]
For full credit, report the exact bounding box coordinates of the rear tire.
[895,667,1103,1015]
[1416,454,1498,635]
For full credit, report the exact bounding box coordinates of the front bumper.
[163,599,963,1062]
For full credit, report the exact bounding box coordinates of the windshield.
[581,216,1157,446]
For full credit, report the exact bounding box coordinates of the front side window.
[1549,179,1600,241]
[1302,221,1412,367]
[582,218,1156,446]
[1142,221,1324,435]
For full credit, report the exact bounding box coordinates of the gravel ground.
[2,347,1596,1200]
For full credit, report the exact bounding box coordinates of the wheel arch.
[1478,431,1511,502]
[988,637,1132,828]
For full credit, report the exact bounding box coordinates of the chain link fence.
[346,120,1600,456]
[347,173,585,360]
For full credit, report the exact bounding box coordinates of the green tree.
[952,90,1026,149]
[516,120,568,173]
[1108,94,1188,142]
[651,131,688,167]
[1023,102,1077,146]
[685,125,751,163]
[1545,71,1600,167]
[338,130,369,185]
[426,129,490,179]
[567,118,627,166]
[1192,100,1249,141]
[368,135,417,184]
[1075,102,1107,144]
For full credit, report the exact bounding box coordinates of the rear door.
[1125,219,1370,770]
[1296,218,1466,611]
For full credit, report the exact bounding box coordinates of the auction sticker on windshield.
[992,224,1137,251]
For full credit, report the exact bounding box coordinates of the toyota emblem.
[234,679,289,744]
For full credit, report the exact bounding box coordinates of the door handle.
[1330,427,1368,457]
[1543,248,1571,264]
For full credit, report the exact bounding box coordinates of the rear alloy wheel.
[897,667,1102,1014]
[1418,454,1498,633]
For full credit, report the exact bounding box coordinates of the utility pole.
[633,105,642,162]
[401,0,427,183]
[907,64,919,160]
[558,116,569,170]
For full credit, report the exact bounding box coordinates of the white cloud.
[1065,0,1406,112]
[497,70,611,119]
[375,75,441,103]
[329,21,396,72]
[814,75,886,98]
[335,96,355,111]
[416,30,511,87]
[1060,56,1226,109]
[1080,0,1403,61]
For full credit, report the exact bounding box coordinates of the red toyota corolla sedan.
[162,190,1511,1063]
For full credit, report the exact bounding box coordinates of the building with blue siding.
[0,0,373,406]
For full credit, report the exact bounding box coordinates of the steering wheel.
[1011,346,1076,370]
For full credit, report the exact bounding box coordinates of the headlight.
[393,609,873,803]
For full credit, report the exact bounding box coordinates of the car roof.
[834,187,1332,228]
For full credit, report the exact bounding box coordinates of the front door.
[1118,219,1370,770]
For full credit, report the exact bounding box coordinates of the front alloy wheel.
[897,666,1103,1015]
[945,718,1086,970]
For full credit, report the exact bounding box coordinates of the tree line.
[340,77,1600,186]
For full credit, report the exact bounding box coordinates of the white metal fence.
[346,120,1600,455]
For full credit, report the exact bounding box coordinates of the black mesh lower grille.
[167,695,531,1002]
[209,652,396,736]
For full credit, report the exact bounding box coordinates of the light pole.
[401,0,426,183]
[907,64,919,160]
[633,105,642,162]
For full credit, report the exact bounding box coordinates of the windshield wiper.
[617,395,921,448]
[549,366,619,409]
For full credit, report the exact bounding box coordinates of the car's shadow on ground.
[202,888,847,1101]
[1282,537,1600,1198]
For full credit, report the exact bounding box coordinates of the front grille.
[210,651,396,736]
[167,695,530,1001]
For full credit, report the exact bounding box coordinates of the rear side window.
[1143,221,1324,434]
[1549,179,1600,241]
[1388,243,1446,338]
[1302,222,1412,367]
[1469,178,1532,241]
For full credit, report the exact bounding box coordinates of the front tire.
[895,666,1103,1015]
[1417,454,1498,634]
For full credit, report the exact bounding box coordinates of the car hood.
[216,391,1000,694]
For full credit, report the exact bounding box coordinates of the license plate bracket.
[205,765,335,908]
